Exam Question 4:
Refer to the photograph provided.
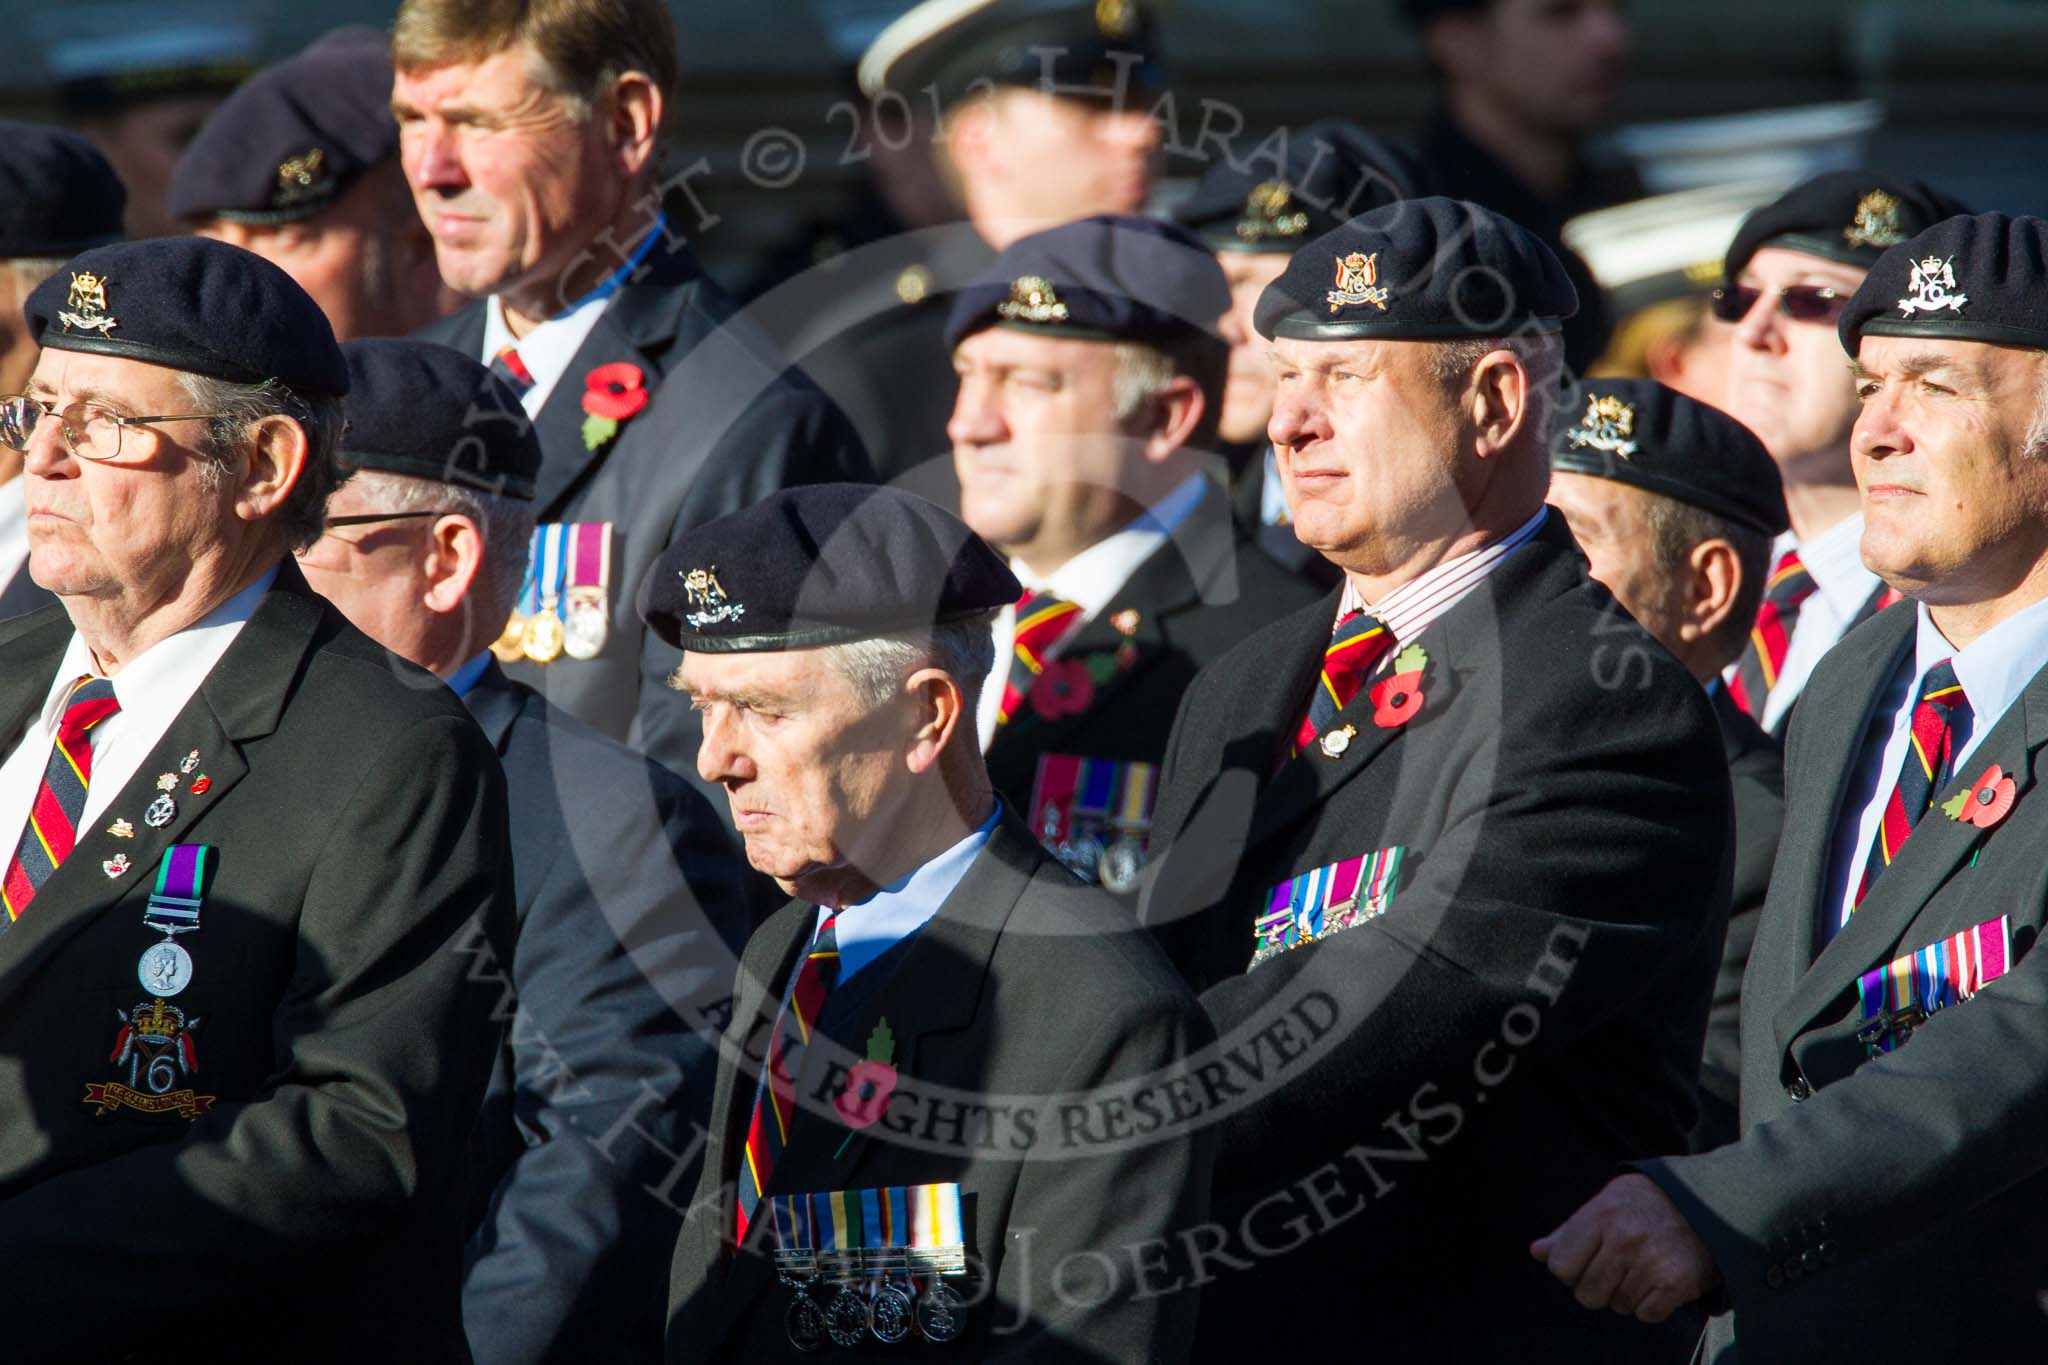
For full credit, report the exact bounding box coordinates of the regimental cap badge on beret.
[997,275,1070,326]
[1844,190,1905,251]
[58,270,116,335]
[1898,254,1967,318]
[682,567,745,629]
[1326,251,1388,314]
[1567,393,1638,458]
[1238,181,1310,245]
[272,148,332,211]
[1095,0,1135,40]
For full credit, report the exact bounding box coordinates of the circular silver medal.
[870,1283,914,1344]
[137,939,193,997]
[824,1287,869,1348]
[916,1279,966,1343]
[562,589,609,660]
[144,794,176,829]
[1058,834,1104,883]
[784,1291,827,1353]
[1097,837,1146,895]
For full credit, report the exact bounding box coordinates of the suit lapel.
[460,660,525,752]
[0,567,320,997]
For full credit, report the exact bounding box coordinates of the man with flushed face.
[1712,172,1971,734]
[944,215,1317,894]
[1174,118,1429,583]
[392,0,870,836]
[1541,211,2048,1365]
[649,484,1213,1360]
[1141,198,1732,1364]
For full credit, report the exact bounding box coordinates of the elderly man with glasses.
[0,237,514,1361]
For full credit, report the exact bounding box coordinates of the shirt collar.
[1340,507,1549,642]
[479,212,668,378]
[1794,513,1881,616]
[444,651,491,700]
[1013,473,1209,616]
[1916,593,2048,741]
[821,801,1001,984]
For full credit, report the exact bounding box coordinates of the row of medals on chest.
[491,584,608,665]
[779,1241,969,1351]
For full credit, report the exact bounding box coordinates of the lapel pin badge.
[189,775,212,796]
[1942,763,2016,830]
[102,853,131,878]
[144,794,176,829]
[179,750,200,775]
[1319,724,1357,758]
[1369,643,1430,730]
[154,772,178,792]
[108,818,134,839]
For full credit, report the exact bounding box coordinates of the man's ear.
[1675,537,1742,648]
[420,514,487,616]
[606,70,664,180]
[1468,350,1532,460]
[1139,375,1205,464]
[233,415,308,525]
[903,666,969,774]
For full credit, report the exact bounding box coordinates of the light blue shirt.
[811,802,1001,982]
[445,651,491,700]
[1822,595,2048,935]
[1259,446,1290,527]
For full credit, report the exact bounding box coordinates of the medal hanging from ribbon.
[1856,914,2010,1056]
[1250,846,1404,969]
[1029,755,1158,892]
[562,522,613,660]
[771,1193,828,1352]
[86,844,217,1120]
[137,843,208,998]
[817,1188,871,1348]
[773,1183,969,1349]
[493,534,542,663]
[522,523,570,664]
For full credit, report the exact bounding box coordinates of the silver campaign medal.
[137,938,194,997]
[916,1278,966,1343]
[870,1281,915,1344]
[824,1285,870,1348]
[784,1292,827,1353]
[1098,836,1146,895]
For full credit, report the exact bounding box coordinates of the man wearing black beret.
[0,238,513,1358]
[1545,376,1790,1152]
[652,484,1213,1360]
[769,0,1168,490]
[946,214,1319,896]
[1716,171,1970,735]
[294,338,747,1365]
[172,27,446,342]
[1141,197,1731,1362]
[0,122,125,622]
[1542,212,2048,1360]
[1176,118,1429,582]
[393,0,871,837]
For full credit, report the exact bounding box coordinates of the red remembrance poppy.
[1369,670,1425,729]
[835,1060,898,1129]
[583,362,649,422]
[1959,765,2017,829]
[1030,658,1095,720]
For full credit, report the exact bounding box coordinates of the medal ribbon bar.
[143,843,208,934]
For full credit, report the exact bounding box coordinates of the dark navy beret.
[0,122,126,258]
[945,214,1230,351]
[639,484,1022,652]
[1175,120,1430,254]
[1723,171,1971,282]
[859,0,1161,108]
[1550,377,1787,538]
[337,339,538,501]
[1254,196,1578,342]
[169,27,397,225]
[26,237,348,397]
[1839,211,2048,354]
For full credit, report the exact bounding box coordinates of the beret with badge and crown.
[1175,118,1431,254]
[336,339,540,501]
[639,484,1022,653]
[1838,211,2048,354]
[1721,170,1972,282]
[1550,377,1788,538]
[0,121,126,257]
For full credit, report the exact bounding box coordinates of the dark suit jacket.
[1641,604,2048,1363]
[1694,684,1785,1153]
[986,481,1322,856]
[417,231,874,789]
[667,812,1216,1363]
[1141,515,1731,1362]
[0,565,514,1363]
[0,561,55,619]
[459,662,748,1365]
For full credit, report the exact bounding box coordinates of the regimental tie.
[1,677,121,925]
[1728,549,1819,717]
[737,915,842,1243]
[1293,608,1393,754]
[489,344,536,400]
[1854,659,1971,909]
[996,590,1085,725]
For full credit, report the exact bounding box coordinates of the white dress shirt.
[0,475,28,594]
[1337,507,1550,655]
[1756,515,1883,734]
[1821,594,2048,936]
[975,473,1210,748]
[0,567,275,860]
[478,213,668,416]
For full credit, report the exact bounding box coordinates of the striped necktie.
[736,914,841,1243]
[1728,549,1818,716]
[1,676,121,925]
[1854,660,1970,909]
[997,590,1085,725]
[1294,608,1393,753]
[490,345,536,400]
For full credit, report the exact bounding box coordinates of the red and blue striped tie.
[1728,549,1818,717]
[1294,608,1393,753]
[997,590,1084,725]
[489,345,536,400]
[736,915,840,1243]
[1854,660,1969,909]
[1,676,120,925]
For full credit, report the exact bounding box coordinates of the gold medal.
[491,609,529,663]
[523,600,565,663]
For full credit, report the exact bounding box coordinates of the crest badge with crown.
[1326,251,1388,313]
[1844,190,1906,250]
[57,271,117,336]
[1567,394,1639,458]
[1898,255,1968,318]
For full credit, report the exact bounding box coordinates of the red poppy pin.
[832,1019,898,1157]
[1030,658,1095,721]
[1942,763,2017,830]
[580,362,649,450]
[1369,644,1429,729]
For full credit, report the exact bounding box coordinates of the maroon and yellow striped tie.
[1,676,121,926]
[1854,660,1969,909]
[1728,550,1818,717]
[735,915,840,1243]
[997,590,1085,725]
[1294,608,1393,753]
